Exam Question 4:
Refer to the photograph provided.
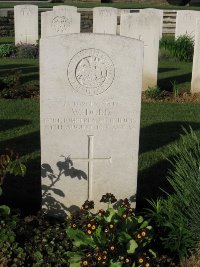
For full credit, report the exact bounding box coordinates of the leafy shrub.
[0,81,39,99]
[0,150,27,266]
[145,128,200,262]
[166,0,190,5]
[66,194,157,267]
[0,69,22,99]
[0,43,16,57]
[174,35,194,62]
[16,43,39,59]
[0,70,39,99]
[145,86,164,100]
[160,34,194,62]
[0,69,22,89]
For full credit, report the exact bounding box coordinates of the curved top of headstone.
[53,5,77,13]
[93,7,118,35]
[14,5,38,11]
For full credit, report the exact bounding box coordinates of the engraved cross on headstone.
[25,32,33,43]
[138,35,148,47]
[71,135,111,200]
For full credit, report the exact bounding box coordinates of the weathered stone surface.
[41,7,80,38]
[175,10,200,39]
[120,13,160,91]
[93,7,117,34]
[191,19,200,93]
[40,33,143,215]
[140,8,163,38]
[53,5,77,13]
[14,5,38,45]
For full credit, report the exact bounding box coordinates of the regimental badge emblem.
[67,49,115,96]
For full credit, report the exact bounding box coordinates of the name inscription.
[44,101,135,131]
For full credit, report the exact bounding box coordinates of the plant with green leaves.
[0,149,27,266]
[0,43,16,57]
[0,148,26,215]
[171,80,180,97]
[145,128,200,263]
[160,34,194,62]
[66,193,156,267]
[144,86,164,100]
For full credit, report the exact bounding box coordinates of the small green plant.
[145,86,164,100]
[16,43,39,59]
[0,149,27,266]
[0,149,26,215]
[171,80,179,97]
[160,34,194,62]
[0,70,39,99]
[66,193,157,267]
[174,35,194,62]
[0,43,16,57]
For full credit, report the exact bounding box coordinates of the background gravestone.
[175,10,200,39]
[53,5,77,13]
[14,5,38,45]
[41,8,80,38]
[93,7,117,34]
[40,33,143,215]
[191,19,200,93]
[140,8,163,39]
[120,13,160,91]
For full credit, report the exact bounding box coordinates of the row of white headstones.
[14,5,200,215]
[15,5,200,93]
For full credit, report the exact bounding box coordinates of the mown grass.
[0,37,199,212]
[1,2,200,9]
[0,99,200,212]
[0,58,39,84]
[137,102,200,210]
[0,54,192,92]
[0,37,14,44]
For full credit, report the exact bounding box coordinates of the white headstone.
[175,10,200,39]
[14,5,38,45]
[191,19,200,93]
[140,8,163,39]
[120,13,160,91]
[41,8,80,38]
[40,33,143,215]
[93,7,117,34]
[53,5,77,13]
[0,9,8,17]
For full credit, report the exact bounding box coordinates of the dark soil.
[142,91,200,103]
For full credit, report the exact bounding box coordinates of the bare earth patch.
[142,91,200,103]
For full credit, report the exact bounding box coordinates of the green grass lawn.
[0,99,200,212]
[0,37,14,44]
[0,58,39,85]
[0,55,192,92]
[1,2,200,9]
[0,37,199,213]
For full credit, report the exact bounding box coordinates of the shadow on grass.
[23,73,39,83]
[139,121,200,154]
[0,130,40,156]
[1,156,41,216]
[136,157,172,212]
[158,67,180,73]
[158,72,192,91]
[1,121,200,215]
[137,121,200,212]
[0,64,36,71]
[0,119,31,132]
